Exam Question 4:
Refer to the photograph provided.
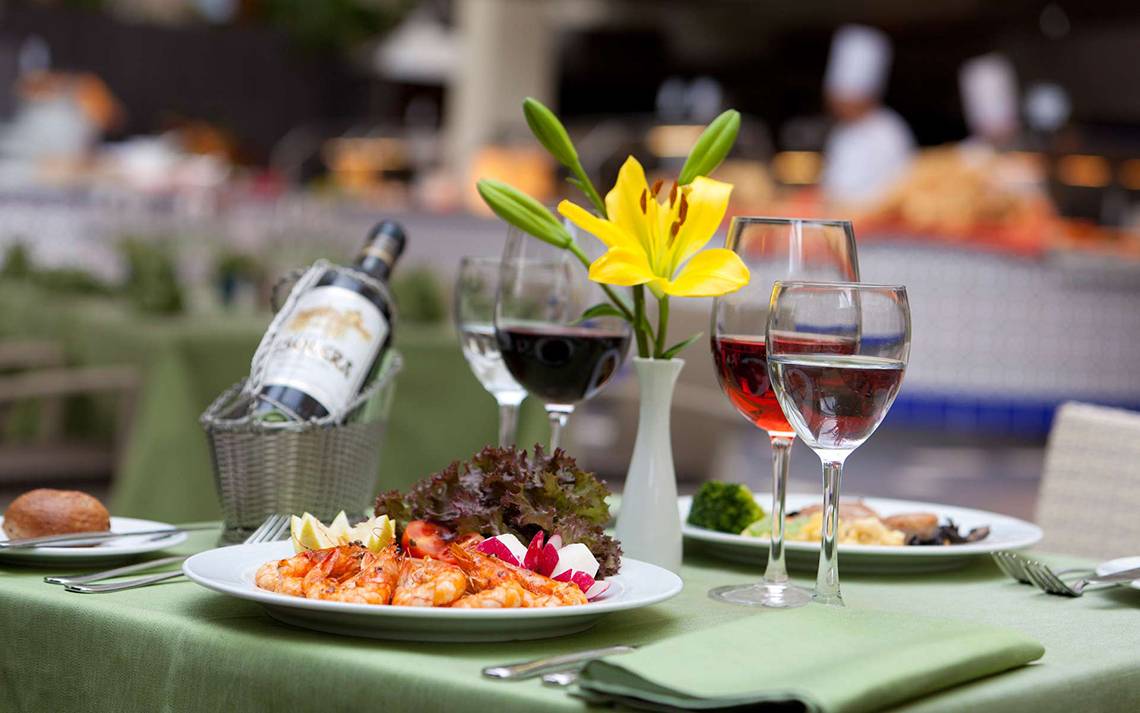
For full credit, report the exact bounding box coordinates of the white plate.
[0,516,189,566]
[182,541,683,642]
[1096,556,1140,591]
[681,494,1042,573]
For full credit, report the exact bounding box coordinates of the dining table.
[1,526,1137,713]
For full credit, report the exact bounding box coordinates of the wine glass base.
[708,582,812,608]
[812,592,845,607]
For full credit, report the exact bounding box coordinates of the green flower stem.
[570,163,607,217]
[654,295,670,358]
[567,241,635,324]
[632,285,650,358]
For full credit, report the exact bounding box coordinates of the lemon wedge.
[327,511,352,544]
[291,512,336,552]
[289,512,394,553]
[349,515,395,553]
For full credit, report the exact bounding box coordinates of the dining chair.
[1035,402,1140,559]
[0,339,139,486]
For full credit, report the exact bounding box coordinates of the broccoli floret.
[687,481,764,533]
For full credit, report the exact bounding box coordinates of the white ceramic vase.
[614,357,684,573]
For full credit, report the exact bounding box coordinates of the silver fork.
[1024,561,1140,597]
[990,551,1091,585]
[60,514,290,594]
[45,555,189,586]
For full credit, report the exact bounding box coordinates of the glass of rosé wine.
[708,218,859,609]
[766,281,911,606]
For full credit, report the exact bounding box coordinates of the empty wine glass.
[494,228,632,450]
[455,256,528,446]
[709,218,859,609]
[766,281,911,606]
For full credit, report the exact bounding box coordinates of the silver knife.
[0,524,215,549]
[483,645,637,680]
[1087,566,1140,583]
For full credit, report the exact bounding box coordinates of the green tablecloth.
[0,284,545,520]
[1,532,1137,713]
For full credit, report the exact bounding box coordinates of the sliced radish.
[553,568,596,591]
[481,531,608,599]
[523,531,561,576]
[523,531,545,570]
[584,580,610,600]
[475,534,526,566]
[537,542,560,576]
[549,542,600,579]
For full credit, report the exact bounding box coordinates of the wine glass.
[494,227,632,450]
[766,281,911,606]
[709,217,859,609]
[454,256,528,447]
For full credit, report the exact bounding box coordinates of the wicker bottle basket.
[200,352,402,544]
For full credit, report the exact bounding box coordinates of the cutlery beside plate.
[0,516,191,566]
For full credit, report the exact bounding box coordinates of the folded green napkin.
[576,606,1044,712]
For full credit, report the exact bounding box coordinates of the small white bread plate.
[1097,556,1140,592]
[681,494,1042,573]
[183,540,683,642]
[0,516,189,566]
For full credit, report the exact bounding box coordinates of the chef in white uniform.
[821,25,916,205]
[960,53,1020,149]
[958,53,1044,192]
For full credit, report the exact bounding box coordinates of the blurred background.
[1,0,1138,522]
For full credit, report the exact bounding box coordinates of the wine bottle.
[251,220,406,422]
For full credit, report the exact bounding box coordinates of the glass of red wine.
[494,227,632,450]
[767,281,911,606]
[709,217,859,609]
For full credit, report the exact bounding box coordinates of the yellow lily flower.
[558,156,749,298]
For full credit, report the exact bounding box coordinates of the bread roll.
[2,489,110,539]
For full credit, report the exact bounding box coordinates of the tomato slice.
[401,520,452,560]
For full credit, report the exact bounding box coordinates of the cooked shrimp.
[391,557,467,607]
[256,546,364,597]
[449,544,588,607]
[522,581,588,607]
[448,543,516,590]
[317,545,401,605]
[451,581,526,609]
[303,546,368,600]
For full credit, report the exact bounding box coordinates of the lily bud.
[677,109,741,185]
[522,97,579,168]
[476,179,573,249]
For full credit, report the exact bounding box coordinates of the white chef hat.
[960,54,1019,136]
[824,25,892,101]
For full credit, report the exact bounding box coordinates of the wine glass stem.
[495,398,522,448]
[764,436,794,585]
[815,458,846,606]
[546,407,572,450]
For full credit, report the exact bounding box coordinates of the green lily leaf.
[523,97,579,168]
[476,179,572,249]
[677,110,741,185]
[660,332,703,359]
[575,302,627,324]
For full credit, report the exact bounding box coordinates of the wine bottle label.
[261,285,387,414]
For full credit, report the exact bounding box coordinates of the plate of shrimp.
[182,540,682,641]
